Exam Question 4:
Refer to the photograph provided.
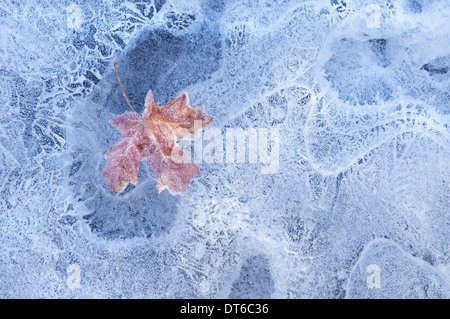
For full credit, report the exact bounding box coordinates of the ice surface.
[0,0,449,298]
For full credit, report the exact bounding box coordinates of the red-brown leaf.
[101,90,212,195]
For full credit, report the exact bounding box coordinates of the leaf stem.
[114,61,135,113]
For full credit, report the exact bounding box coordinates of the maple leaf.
[101,90,212,195]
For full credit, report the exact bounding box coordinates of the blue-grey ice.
[0,0,449,298]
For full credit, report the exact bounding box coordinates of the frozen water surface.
[0,0,449,298]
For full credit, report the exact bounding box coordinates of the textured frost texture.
[0,0,449,298]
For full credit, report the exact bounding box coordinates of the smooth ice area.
[0,0,449,298]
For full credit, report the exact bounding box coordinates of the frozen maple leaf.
[101,90,212,195]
